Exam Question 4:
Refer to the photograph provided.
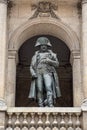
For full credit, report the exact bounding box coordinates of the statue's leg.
[36,74,44,107]
[43,74,54,107]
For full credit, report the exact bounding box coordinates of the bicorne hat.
[35,37,52,47]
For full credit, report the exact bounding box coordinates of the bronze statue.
[28,37,61,107]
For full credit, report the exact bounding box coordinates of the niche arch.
[9,18,79,51]
[7,18,82,107]
[16,35,73,107]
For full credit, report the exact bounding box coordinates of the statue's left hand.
[41,58,47,63]
[46,58,52,63]
[41,58,52,64]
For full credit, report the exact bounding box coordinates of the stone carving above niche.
[82,0,87,4]
[0,0,7,4]
[30,1,59,19]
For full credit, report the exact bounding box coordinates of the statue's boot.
[38,98,44,107]
[47,94,54,107]
[44,99,47,106]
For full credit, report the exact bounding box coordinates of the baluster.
[52,113,58,126]
[37,113,43,130]
[60,113,66,130]
[37,112,43,125]
[22,112,28,130]
[6,112,13,130]
[37,112,43,126]
[45,113,50,130]
[30,113,35,126]
[45,113,50,126]
[30,113,36,130]
[67,113,74,130]
[30,127,36,130]
[75,113,82,130]
[52,113,59,130]
[14,112,20,130]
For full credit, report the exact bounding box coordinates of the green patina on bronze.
[28,37,61,107]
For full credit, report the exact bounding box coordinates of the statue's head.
[35,37,52,47]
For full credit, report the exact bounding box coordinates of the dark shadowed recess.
[15,35,73,107]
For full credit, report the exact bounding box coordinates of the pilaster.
[0,0,7,101]
[71,51,83,106]
[6,50,17,107]
[0,1,7,129]
[81,0,87,106]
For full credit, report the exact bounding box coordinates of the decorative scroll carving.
[30,1,59,19]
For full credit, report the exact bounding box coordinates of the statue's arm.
[30,55,37,78]
[47,53,59,67]
[30,65,36,77]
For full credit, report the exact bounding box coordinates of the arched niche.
[9,18,79,51]
[16,35,73,107]
[7,18,83,107]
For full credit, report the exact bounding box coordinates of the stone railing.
[6,107,82,130]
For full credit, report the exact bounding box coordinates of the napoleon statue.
[28,37,61,107]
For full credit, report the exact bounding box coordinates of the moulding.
[8,50,17,59]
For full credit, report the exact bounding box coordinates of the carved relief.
[0,0,7,4]
[82,0,87,4]
[30,2,59,19]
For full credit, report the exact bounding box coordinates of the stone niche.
[6,0,83,107]
[7,17,83,107]
[15,35,73,107]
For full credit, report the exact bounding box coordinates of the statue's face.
[40,45,48,52]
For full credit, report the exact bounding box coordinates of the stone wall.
[6,0,83,107]
[8,0,81,41]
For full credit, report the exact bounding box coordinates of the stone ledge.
[7,107,81,113]
[81,106,87,111]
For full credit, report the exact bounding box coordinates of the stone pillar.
[71,51,83,106]
[6,50,17,107]
[0,0,7,101]
[0,99,7,130]
[0,0,7,129]
[81,106,87,130]
[81,0,87,105]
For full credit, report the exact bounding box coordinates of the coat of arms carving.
[30,1,59,19]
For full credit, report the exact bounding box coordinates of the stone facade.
[0,0,87,129]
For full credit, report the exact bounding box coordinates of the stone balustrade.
[6,107,82,130]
